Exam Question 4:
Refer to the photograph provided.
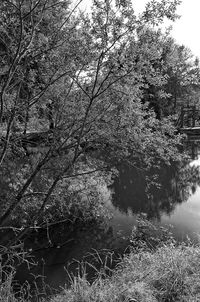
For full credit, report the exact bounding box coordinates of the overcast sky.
[132,0,200,58]
[79,0,200,58]
[170,0,200,58]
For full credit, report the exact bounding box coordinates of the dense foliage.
[1,0,200,301]
[0,0,199,247]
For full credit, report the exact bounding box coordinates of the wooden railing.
[176,106,200,129]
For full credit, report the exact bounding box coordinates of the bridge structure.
[176,106,200,140]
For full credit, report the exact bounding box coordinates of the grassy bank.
[2,220,200,302]
[50,242,200,302]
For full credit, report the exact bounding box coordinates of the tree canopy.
[0,0,199,246]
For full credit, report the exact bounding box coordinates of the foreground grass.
[2,220,200,302]
[50,243,200,302]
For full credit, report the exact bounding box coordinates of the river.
[14,141,200,296]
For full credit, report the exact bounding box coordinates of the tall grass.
[49,243,200,302]
[0,263,28,302]
[2,219,200,302]
[0,266,17,302]
[50,219,200,302]
[0,249,33,302]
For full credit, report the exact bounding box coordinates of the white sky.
[133,0,200,58]
[171,0,200,58]
[79,0,200,58]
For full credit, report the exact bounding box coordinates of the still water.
[15,143,200,293]
[161,157,200,241]
[110,158,200,243]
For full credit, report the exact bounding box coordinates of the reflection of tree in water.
[111,161,200,220]
[184,140,200,160]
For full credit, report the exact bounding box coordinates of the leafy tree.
[164,44,200,111]
[134,27,200,117]
[0,0,183,247]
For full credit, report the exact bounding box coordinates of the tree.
[0,0,182,247]
[163,44,200,111]
[133,27,200,117]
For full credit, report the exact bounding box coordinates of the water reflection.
[15,154,200,292]
[15,220,127,292]
[185,140,200,160]
[109,140,200,243]
[9,141,200,292]
[111,162,200,220]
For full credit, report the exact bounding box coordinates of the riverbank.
[49,219,200,302]
[3,239,200,302]
[50,241,200,302]
[2,219,200,302]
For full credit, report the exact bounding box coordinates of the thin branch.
[62,167,108,179]
[55,0,83,34]
[23,0,44,19]
[0,109,15,165]
[91,52,104,96]
[0,149,51,226]
[29,70,71,107]
[94,65,114,97]
[4,0,19,11]
[0,5,24,123]
[0,81,23,165]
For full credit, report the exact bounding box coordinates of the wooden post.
[180,107,184,128]
[186,106,188,127]
[191,141,196,160]
[192,105,196,127]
